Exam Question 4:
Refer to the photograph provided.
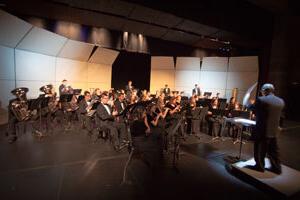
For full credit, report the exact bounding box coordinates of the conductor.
[251,83,285,174]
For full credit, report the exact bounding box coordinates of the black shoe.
[267,167,282,175]
[245,165,265,172]
[8,137,17,144]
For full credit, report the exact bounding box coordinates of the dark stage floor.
[0,123,299,200]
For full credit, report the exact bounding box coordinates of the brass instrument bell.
[39,84,53,94]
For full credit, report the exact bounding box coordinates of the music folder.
[91,102,100,110]
[59,94,73,102]
[73,89,82,95]
[28,96,50,110]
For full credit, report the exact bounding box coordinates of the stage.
[0,124,299,200]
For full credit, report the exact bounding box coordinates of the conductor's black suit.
[253,94,284,173]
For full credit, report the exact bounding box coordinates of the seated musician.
[77,91,93,134]
[128,89,139,104]
[226,97,241,141]
[165,97,181,118]
[96,92,128,150]
[8,88,29,144]
[32,84,57,135]
[227,97,237,111]
[147,104,168,129]
[176,95,182,106]
[114,92,127,122]
[140,90,150,102]
[207,98,223,140]
[165,97,184,139]
[130,106,162,169]
[91,88,101,101]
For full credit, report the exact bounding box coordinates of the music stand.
[59,94,73,103]
[196,99,207,107]
[73,89,82,95]
[29,96,51,138]
[203,92,212,98]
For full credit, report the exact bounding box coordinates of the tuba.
[40,84,58,113]
[10,87,31,121]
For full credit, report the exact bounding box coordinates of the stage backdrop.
[112,51,151,91]
[0,9,118,110]
[0,9,259,112]
[150,56,259,102]
[150,56,175,94]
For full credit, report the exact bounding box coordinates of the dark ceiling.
[0,0,290,51]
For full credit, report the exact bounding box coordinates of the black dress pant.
[8,115,18,138]
[254,137,281,172]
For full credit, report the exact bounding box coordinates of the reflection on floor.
[0,123,299,200]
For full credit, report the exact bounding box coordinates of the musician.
[227,97,237,111]
[249,83,284,174]
[207,98,223,140]
[7,88,29,143]
[165,97,181,118]
[186,96,201,135]
[59,79,73,96]
[125,80,134,96]
[91,88,101,101]
[176,95,183,107]
[128,89,139,104]
[96,92,128,150]
[114,92,127,122]
[163,84,171,96]
[192,84,201,96]
[226,97,241,142]
[114,93,126,114]
[32,84,57,135]
[130,106,162,169]
[165,97,184,140]
[77,91,93,133]
[147,104,168,129]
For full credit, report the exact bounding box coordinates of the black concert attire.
[186,104,201,135]
[130,118,163,169]
[226,103,239,139]
[252,94,284,173]
[77,99,93,132]
[91,94,100,101]
[163,87,171,96]
[7,99,19,142]
[207,104,223,138]
[165,102,185,140]
[192,87,201,96]
[96,103,127,147]
[31,94,52,134]
[59,84,73,96]
[114,99,127,122]
[59,85,76,130]
[7,96,28,143]
[146,112,164,153]
[125,84,134,96]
